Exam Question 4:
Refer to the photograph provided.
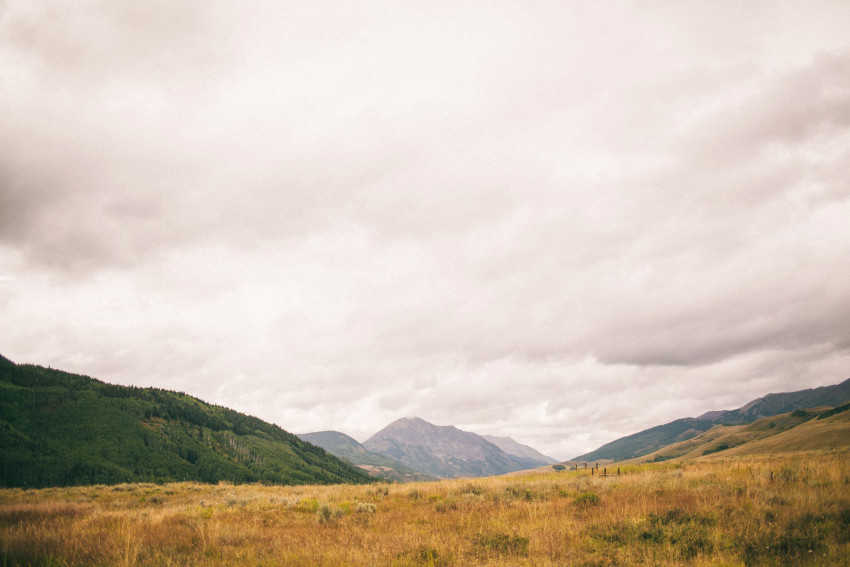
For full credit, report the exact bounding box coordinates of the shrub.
[457,483,485,496]
[316,504,344,524]
[504,485,544,501]
[404,546,450,566]
[476,533,530,556]
[355,502,376,514]
[435,496,458,513]
[294,497,319,513]
[574,492,600,507]
[368,486,389,498]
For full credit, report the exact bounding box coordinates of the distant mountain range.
[356,417,557,479]
[296,430,433,482]
[300,420,559,480]
[0,354,371,488]
[574,377,850,463]
[6,350,846,487]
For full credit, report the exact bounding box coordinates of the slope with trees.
[0,354,372,488]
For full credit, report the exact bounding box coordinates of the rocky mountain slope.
[482,435,559,467]
[296,430,432,482]
[699,379,850,425]
[362,417,538,478]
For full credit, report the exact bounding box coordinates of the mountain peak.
[363,417,546,478]
[394,416,434,426]
[364,417,459,445]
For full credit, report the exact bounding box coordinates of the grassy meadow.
[1,450,848,566]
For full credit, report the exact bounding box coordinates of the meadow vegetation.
[2,450,848,565]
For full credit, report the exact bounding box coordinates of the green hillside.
[634,404,850,463]
[575,377,850,462]
[0,355,372,488]
[574,418,715,463]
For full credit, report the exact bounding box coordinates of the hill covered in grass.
[635,404,850,463]
[0,354,372,488]
[575,377,850,462]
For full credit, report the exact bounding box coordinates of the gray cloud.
[2,1,850,459]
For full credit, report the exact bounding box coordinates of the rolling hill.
[575,377,850,462]
[296,430,433,482]
[634,404,850,463]
[573,417,714,464]
[0,354,372,488]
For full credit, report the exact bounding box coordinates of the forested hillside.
[0,354,372,488]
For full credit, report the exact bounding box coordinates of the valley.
[2,354,850,564]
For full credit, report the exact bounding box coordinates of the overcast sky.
[2,1,849,460]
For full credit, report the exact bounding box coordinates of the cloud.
[2,1,850,459]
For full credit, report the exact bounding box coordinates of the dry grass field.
[1,450,848,566]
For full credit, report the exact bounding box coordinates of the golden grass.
[2,450,848,566]
[638,409,850,463]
